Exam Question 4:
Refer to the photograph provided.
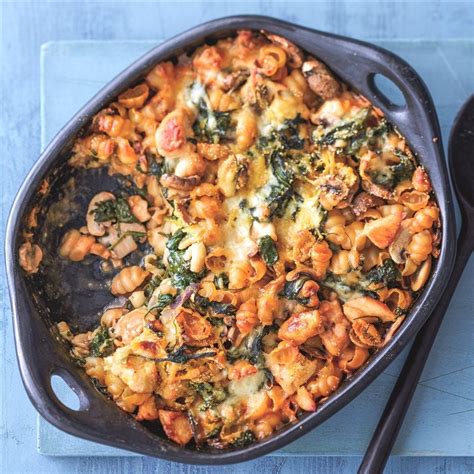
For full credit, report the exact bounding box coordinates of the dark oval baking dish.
[5,15,456,464]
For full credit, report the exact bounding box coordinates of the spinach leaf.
[166,228,187,252]
[166,230,207,290]
[153,346,216,364]
[266,185,295,219]
[144,275,162,299]
[258,236,278,265]
[322,272,379,302]
[345,117,391,155]
[189,381,227,410]
[231,430,256,448]
[270,151,293,187]
[148,293,175,312]
[192,98,231,144]
[258,115,306,151]
[255,117,309,220]
[313,108,370,146]
[227,325,277,366]
[263,150,298,219]
[89,327,113,357]
[186,294,237,316]
[278,274,313,305]
[147,152,166,178]
[92,197,137,224]
[214,272,229,290]
[366,258,401,287]
[274,116,306,150]
[392,149,415,184]
[368,149,415,190]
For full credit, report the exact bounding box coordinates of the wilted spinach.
[189,381,227,410]
[91,197,137,224]
[258,115,306,151]
[312,108,370,146]
[278,274,314,305]
[258,236,279,265]
[192,99,231,144]
[230,430,256,448]
[89,327,113,357]
[148,293,175,312]
[227,325,277,366]
[147,152,166,178]
[152,345,216,364]
[322,272,379,302]
[166,229,207,290]
[368,149,415,190]
[214,272,229,289]
[366,258,401,287]
[186,294,237,317]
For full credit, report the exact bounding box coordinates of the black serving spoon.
[359,95,474,474]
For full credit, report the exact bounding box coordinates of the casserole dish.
[5,15,455,464]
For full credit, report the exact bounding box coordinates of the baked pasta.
[29,30,441,449]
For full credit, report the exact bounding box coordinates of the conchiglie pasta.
[235,108,258,151]
[407,230,433,265]
[111,266,150,295]
[59,229,95,261]
[50,29,441,450]
[236,298,258,335]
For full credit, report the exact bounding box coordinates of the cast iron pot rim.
[5,15,456,464]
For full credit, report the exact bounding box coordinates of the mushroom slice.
[343,296,396,323]
[261,30,304,68]
[411,256,432,292]
[361,179,392,199]
[388,228,412,264]
[19,242,43,274]
[317,175,350,210]
[352,192,384,217]
[302,57,342,100]
[219,69,250,92]
[160,173,201,191]
[87,192,116,236]
[175,198,195,224]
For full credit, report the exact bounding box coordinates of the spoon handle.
[358,228,472,474]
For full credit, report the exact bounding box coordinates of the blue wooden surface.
[2,1,474,473]
[39,39,474,459]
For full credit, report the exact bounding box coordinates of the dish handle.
[13,283,142,445]
[292,28,443,154]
